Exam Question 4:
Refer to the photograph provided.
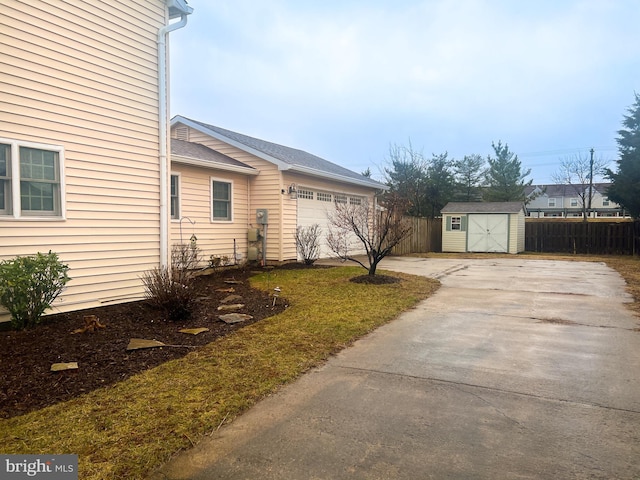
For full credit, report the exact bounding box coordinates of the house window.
[334,194,347,204]
[548,198,556,207]
[570,198,578,207]
[212,179,232,221]
[0,144,9,214]
[0,140,64,218]
[602,198,610,207]
[451,216,462,230]
[298,189,313,199]
[170,174,180,220]
[317,192,332,202]
[349,196,362,206]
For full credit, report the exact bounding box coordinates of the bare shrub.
[295,224,322,265]
[141,243,201,321]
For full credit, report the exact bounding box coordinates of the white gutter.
[157,3,192,268]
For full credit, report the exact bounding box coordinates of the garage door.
[297,189,365,259]
[467,214,509,253]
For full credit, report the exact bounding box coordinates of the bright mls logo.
[1,455,78,479]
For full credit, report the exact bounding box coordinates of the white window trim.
[170,172,181,221]
[0,138,66,221]
[210,176,233,222]
[570,198,578,207]
[548,198,556,207]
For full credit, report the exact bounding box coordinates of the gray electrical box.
[256,209,268,224]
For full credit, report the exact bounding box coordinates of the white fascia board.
[171,116,291,170]
[172,155,259,175]
[287,164,389,190]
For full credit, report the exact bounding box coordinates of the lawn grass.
[0,266,439,480]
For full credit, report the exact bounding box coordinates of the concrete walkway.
[151,257,640,479]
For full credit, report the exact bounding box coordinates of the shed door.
[467,214,509,252]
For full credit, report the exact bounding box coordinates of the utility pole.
[588,148,594,218]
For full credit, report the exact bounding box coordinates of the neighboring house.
[441,202,525,254]
[169,116,387,263]
[525,183,626,218]
[0,0,193,324]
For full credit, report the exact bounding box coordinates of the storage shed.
[441,202,526,254]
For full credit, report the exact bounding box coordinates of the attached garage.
[441,202,525,254]
[296,188,367,258]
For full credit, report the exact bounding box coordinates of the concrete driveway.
[152,257,640,480]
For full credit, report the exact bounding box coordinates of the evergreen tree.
[424,152,456,217]
[606,93,640,219]
[454,154,485,201]
[483,141,531,202]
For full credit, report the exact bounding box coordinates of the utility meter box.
[247,228,259,242]
[256,209,268,224]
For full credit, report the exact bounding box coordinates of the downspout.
[157,11,189,268]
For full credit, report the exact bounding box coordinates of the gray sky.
[169,0,640,184]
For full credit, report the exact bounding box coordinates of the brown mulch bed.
[0,266,291,419]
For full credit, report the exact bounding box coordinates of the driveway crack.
[336,365,640,415]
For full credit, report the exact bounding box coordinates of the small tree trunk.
[368,261,378,276]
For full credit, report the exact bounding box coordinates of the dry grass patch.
[0,266,438,480]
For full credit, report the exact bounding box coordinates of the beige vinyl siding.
[170,164,251,264]
[0,0,167,322]
[442,215,467,253]
[512,211,526,253]
[170,124,382,262]
[173,126,288,261]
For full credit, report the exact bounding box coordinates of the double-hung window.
[0,140,64,218]
[212,179,232,221]
[170,174,180,220]
[0,144,9,215]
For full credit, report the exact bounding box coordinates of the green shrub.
[0,251,71,330]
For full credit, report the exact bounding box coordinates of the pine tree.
[606,93,640,219]
[483,141,531,202]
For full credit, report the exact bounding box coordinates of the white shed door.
[467,214,509,252]
[297,190,365,259]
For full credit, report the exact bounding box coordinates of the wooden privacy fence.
[391,216,442,255]
[525,220,640,255]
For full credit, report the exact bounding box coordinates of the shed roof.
[441,202,524,214]
[171,115,387,190]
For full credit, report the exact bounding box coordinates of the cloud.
[171,0,640,181]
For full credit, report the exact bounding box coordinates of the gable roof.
[441,202,524,214]
[525,183,611,197]
[171,139,258,175]
[171,115,387,190]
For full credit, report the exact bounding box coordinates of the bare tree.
[326,193,412,276]
[552,153,608,221]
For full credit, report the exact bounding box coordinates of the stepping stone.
[218,313,253,324]
[221,294,242,304]
[51,362,78,372]
[217,304,244,311]
[224,280,243,285]
[179,327,210,335]
[216,287,235,293]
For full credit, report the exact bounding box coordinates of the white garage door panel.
[467,214,509,253]
[297,193,366,259]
